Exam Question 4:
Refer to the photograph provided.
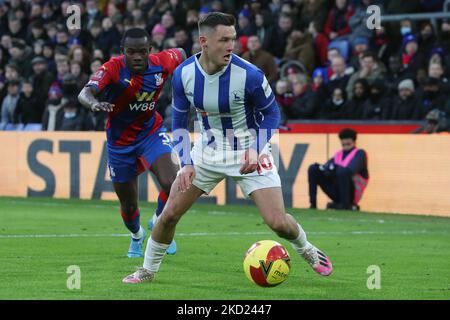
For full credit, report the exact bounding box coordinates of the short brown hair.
[198,12,235,34]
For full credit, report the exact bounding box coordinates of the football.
[243,240,291,287]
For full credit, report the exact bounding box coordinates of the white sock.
[152,213,158,225]
[143,238,170,273]
[131,226,144,240]
[289,223,310,252]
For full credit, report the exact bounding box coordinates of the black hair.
[339,128,357,141]
[198,12,235,33]
[120,27,150,47]
[361,50,376,61]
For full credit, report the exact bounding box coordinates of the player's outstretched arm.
[78,86,114,112]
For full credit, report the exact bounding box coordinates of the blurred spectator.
[161,10,176,38]
[0,76,6,103]
[299,0,327,28]
[254,12,270,47]
[90,58,103,76]
[286,73,316,119]
[30,56,54,109]
[152,23,167,52]
[1,34,13,59]
[57,99,94,131]
[168,0,187,27]
[27,20,48,44]
[385,55,410,96]
[87,21,103,52]
[324,0,355,41]
[173,28,193,58]
[418,21,437,58]
[390,79,421,120]
[284,24,316,73]
[308,19,329,67]
[33,39,45,57]
[61,73,80,101]
[4,63,20,82]
[105,1,123,24]
[53,58,70,90]
[242,35,278,84]
[417,77,447,119]
[85,0,104,30]
[263,13,293,58]
[428,61,450,94]
[98,17,120,57]
[42,41,56,73]
[14,79,43,125]
[402,34,425,77]
[8,17,27,39]
[275,77,293,123]
[236,8,256,37]
[70,61,89,92]
[148,0,172,26]
[69,45,92,75]
[373,24,398,67]
[327,56,352,93]
[348,36,369,70]
[0,80,20,130]
[185,9,200,41]
[346,51,386,100]
[361,79,392,120]
[439,20,450,51]
[346,78,370,119]
[8,40,33,78]
[428,47,449,75]
[317,87,349,120]
[42,85,65,131]
[413,109,449,134]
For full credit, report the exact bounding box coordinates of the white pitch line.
[0,229,445,239]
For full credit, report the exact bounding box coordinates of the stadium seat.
[23,123,43,131]
[4,123,18,131]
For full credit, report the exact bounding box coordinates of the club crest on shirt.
[231,89,244,102]
[155,73,163,86]
[91,68,105,81]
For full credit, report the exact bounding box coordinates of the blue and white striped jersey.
[172,53,277,152]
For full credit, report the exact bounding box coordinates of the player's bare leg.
[123,173,204,283]
[114,179,146,258]
[251,187,333,276]
[148,152,179,254]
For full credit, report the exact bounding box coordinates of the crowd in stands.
[1,0,449,133]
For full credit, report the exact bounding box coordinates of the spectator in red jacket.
[308,19,329,67]
[324,0,355,41]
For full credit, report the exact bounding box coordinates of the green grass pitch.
[0,197,449,300]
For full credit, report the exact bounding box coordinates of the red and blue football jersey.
[86,48,183,146]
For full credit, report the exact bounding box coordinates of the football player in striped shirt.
[123,13,332,284]
[78,28,186,258]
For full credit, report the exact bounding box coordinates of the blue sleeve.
[171,68,193,167]
[249,70,280,153]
